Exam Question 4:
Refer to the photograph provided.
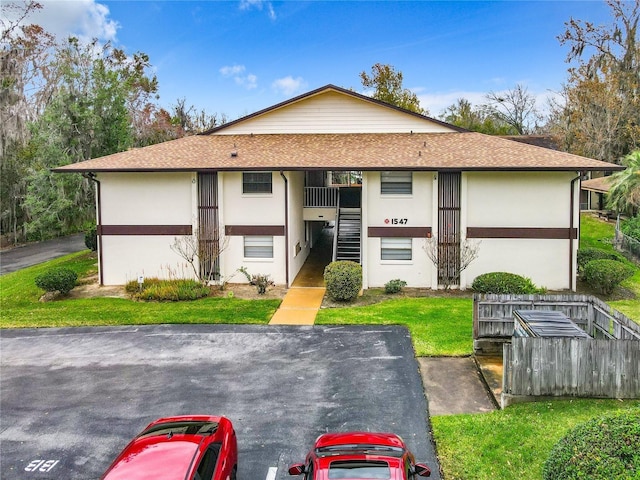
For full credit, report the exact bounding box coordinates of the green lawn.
[316,296,473,356]
[431,399,640,480]
[0,251,280,328]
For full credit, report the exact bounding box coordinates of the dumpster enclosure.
[473,294,640,407]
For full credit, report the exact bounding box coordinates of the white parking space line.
[266,466,277,480]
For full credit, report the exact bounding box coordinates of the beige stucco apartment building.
[56,85,622,291]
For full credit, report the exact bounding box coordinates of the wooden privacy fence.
[472,294,640,406]
[473,294,640,353]
[503,338,640,405]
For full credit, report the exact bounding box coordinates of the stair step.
[335,207,361,264]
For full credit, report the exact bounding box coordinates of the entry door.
[438,172,461,287]
[198,173,219,281]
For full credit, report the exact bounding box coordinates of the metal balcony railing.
[304,187,339,208]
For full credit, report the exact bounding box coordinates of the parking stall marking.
[24,459,60,473]
[266,466,277,480]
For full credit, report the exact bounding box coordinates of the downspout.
[83,173,104,286]
[280,171,290,286]
[569,172,583,292]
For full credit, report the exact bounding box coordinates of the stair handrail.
[358,210,362,264]
[332,190,340,262]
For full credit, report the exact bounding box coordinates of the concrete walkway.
[419,357,499,415]
[269,228,332,325]
[268,286,326,325]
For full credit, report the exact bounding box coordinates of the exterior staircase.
[335,207,361,263]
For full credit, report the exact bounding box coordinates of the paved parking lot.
[1,324,440,479]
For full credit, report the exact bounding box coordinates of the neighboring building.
[55,85,623,291]
[581,175,613,212]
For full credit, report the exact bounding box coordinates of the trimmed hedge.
[34,268,78,295]
[84,227,98,252]
[577,247,623,273]
[543,409,640,480]
[471,272,539,294]
[384,279,407,294]
[324,261,362,302]
[582,259,635,295]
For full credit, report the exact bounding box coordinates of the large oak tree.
[360,63,425,114]
[550,0,640,164]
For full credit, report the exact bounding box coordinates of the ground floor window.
[381,237,412,260]
[244,236,274,258]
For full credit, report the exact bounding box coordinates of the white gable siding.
[217,91,455,134]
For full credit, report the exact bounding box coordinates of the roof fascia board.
[52,165,624,174]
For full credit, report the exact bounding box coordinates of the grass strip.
[431,399,640,480]
[316,296,473,356]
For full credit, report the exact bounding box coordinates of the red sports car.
[288,432,431,479]
[101,415,238,480]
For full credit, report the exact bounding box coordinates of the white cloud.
[220,65,246,77]
[220,64,258,90]
[236,73,258,90]
[27,0,119,43]
[272,76,307,96]
[239,0,276,20]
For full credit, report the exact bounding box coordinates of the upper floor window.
[243,172,272,194]
[381,171,412,195]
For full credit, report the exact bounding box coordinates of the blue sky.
[25,0,613,120]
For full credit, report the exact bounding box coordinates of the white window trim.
[380,237,413,262]
[242,171,273,195]
[380,171,412,195]
[243,235,274,259]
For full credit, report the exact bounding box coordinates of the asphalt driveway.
[0,234,85,275]
[0,324,440,480]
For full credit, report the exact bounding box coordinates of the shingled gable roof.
[581,176,613,193]
[54,85,624,174]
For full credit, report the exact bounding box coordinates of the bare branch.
[423,237,481,290]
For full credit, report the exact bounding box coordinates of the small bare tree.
[484,84,541,135]
[423,236,481,290]
[170,227,229,286]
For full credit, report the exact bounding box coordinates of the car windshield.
[317,445,404,458]
[138,421,219,439]
[328,460,390,479]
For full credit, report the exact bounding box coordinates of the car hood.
[102,436,200,480]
